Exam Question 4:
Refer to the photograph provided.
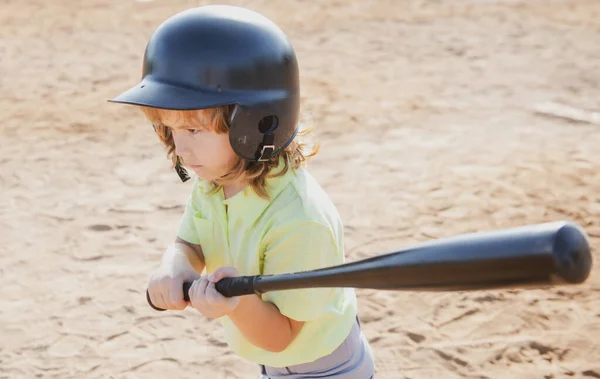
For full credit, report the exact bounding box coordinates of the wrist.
[228,293,257,319]
[161,244,194,271]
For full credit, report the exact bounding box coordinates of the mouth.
[187,164,203,168]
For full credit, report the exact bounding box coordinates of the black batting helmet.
[109,5,300,180]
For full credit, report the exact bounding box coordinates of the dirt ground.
[2,0,600,378]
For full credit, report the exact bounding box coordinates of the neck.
[222,181,247,200]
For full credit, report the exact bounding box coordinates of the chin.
[195,171,221,183]
[190,166,207,177]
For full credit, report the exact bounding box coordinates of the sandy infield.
[1,1,599,378]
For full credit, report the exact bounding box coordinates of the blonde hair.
[139,105,320,199]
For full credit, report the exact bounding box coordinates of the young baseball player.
[109,5,374,378]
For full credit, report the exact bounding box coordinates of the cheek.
[204,134,237,165]
[218,136,238,165]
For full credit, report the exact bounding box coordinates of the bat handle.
[146,276,259,311]
[214,276,258,297]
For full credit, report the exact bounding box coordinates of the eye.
[187,128,202,135]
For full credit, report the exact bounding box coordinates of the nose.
[172,131,193,157]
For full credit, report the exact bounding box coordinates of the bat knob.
[553,222,592,284]
[146,289,166,311]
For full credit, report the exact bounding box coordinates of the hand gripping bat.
[146,221,593,311]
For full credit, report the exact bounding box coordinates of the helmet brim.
[108,77,236,110]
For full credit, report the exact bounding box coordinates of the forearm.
[228,294,298,352]
[162,239,205,273]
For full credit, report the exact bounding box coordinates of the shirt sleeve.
[260,221,343,322]
[176,184,202,245]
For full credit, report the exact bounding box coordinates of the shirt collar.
[197,157,297,226]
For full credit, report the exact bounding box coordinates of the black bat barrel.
[215,221,592,296]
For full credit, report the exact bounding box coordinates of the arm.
[205,221,341,352]
[170,236,206,273]
[148,187,208,310]
[147,239,205,311]
[195,266,303,353]
[228,294,304,353]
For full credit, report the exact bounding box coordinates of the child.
[109,5,375,378]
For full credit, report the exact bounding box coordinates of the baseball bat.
[146,221,592,311]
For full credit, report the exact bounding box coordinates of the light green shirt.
[177,158,357,367]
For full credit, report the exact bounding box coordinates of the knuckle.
[207,293,218,304]
[157,277,169,289]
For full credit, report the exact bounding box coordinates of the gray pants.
[259,317,374,378]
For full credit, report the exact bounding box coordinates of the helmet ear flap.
[258,115,279,134]
[228,97,298,162]
[228,104,239,128]
[255,115,279,161]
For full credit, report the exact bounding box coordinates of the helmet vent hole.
[258,115,278,134]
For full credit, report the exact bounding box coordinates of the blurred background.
[1,0,599,378]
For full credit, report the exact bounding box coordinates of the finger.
[208,266,238,283]
[159,280,175,309]
[205,281,220,303]
[199,276,210,291]
[188,278,200,299]
[169,280,186,310]
[189,277,209,307]
[149,292,160,309]
[148,284,166,309]
[151,292,166,310]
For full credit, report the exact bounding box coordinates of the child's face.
[161,110,238,183]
